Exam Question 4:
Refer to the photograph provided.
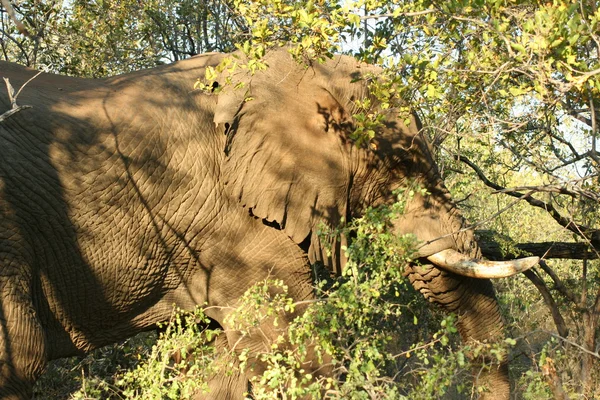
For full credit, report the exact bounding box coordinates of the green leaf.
[510,42,526,54]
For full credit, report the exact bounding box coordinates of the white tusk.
[426,249,539,279]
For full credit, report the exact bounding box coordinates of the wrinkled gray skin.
[0,49,508,399]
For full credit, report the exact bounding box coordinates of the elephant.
[0,47,538,399]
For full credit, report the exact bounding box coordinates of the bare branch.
[499,139,558,177]
[0,103,30,122]
[537,260,580,307]
[517,329,600,359]
[457,154,600,243]
[360,9,436,20]
[11,70,42,102]
[590,88,599,163]
[549,150,594,173]
[562,101,597,129]
[0,71,41,122]
[480,240,599,260]
[523,269,569,338]
[494,184,600,203]
[547,127,581,160]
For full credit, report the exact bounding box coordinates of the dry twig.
[0,71,42,122]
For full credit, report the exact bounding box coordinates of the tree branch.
[549,150,595,172]
[562,101,595,128]
[457,154,600,245]
[517,329,600,359]
[480,240,599,260]
[0,104,31,122]
[547,126,581,159]
[538,260,580,307]
[523,269,569,337]
[494,184,600,203]
[0,72,40,122]
[360,9,436,20]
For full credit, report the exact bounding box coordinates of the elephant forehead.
[240,50,373,105]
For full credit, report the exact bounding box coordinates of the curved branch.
[523,269,569,338]
[494,184,600,203]
[0,104,31,122]
[517,329,600,359]
[537,260,580,307]
[456,154,600,245]
[0,73,40,122]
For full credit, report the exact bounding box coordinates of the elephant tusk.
[426,249,539,279]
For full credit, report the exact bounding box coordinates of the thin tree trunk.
[580,301,599,396]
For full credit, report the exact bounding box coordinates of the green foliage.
[117,307,220,399]
[1,0,242,76]
[518,337,562,399]
[33,332,157,399]
[224,277,297,335]
[36,309,221,399]
[232,0,344,62]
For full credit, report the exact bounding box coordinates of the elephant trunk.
[405,263,510,399]
[395,190,514,398]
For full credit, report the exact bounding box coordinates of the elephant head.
[211,48,537,397]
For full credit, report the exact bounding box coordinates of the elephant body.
[0,49,509,399]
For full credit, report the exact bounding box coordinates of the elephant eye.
[211,81,220,92]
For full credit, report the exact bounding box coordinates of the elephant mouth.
[425,249,539,279]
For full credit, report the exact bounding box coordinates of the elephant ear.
[213,84,246,131]
[216,60,356,252]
